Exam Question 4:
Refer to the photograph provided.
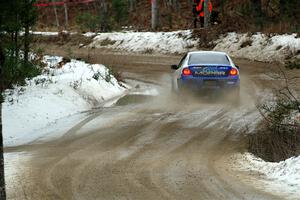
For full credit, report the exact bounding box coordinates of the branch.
[278,66,300,110]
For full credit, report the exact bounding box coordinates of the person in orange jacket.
[193,0,213,28]
[193,0,200,28]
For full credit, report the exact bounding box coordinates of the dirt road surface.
[5,49,288,200]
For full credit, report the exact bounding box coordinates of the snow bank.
[89,31,299,62]
[89,30,197,54]
[3,56,126,147]
[231,153,300,199]
[32,30,300,62]
[30,31,59,36]
[214,32,300,63]
[28,31,77,36]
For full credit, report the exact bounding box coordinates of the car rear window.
[188,53,230,65]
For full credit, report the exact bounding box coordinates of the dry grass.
[248,96,300,162]
[240,38,253,48]
[248,123,300,162]
[32,32,93,46]
[286,59,300,70]
[100,38,117,46]
[192,28,220,49]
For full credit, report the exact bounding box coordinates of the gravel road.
[5,49,286,200]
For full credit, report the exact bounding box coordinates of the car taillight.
[182,68,192,76]
[229,68,238,76]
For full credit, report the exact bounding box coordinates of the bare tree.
[279,0,285,17]
[249,67,300,162]
[64,1,69,27]
[23,0,37,65]
[152,0,158,30]
[128,0,136,11]
[204,0,209,28]
[97,0,110,32]
[251,0,263,29]
[52,0,60,27]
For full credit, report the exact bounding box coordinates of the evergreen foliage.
[76,12,101,32]
[0,0,39,89]
[112,0,128,26]
[0,2,38,199]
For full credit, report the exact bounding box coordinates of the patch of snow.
[231,153,300,200]
[83,32,97,37]
[43,55,63,67]
[29,31,77,36]
[283,110,300,125]
[3,56,126,147]
[30,31,59,36]
[214,32,300,63]
[32,30,299,63]
[89,30,198,54]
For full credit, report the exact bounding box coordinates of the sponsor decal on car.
[194,67,226,76]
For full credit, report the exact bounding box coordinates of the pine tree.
[21,0,37,64]
[250,0,263,29]
[112,0,128,26]
[0,2,37,199]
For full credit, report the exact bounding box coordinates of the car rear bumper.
[178,77,240,91]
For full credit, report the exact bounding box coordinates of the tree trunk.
[0,41,4,69]
[24,25,30,64]
[23,0,30,65]
[52,0,60,27]
[0,48,6,199]
[14,31,19,60]
[204,0,210,28]
[9,33,12,58]
[251,0,262,18]
[0,98,5,200]
[151,0,158,30]
[128,0,135,11]
[64,1,69,28]
[251,0,263,30]
[279,0,285,17]
[99,0,109,32]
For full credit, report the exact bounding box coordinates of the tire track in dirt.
[5,52,286,200]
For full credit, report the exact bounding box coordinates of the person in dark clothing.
[210,10,221,25]
[193,0,201,28]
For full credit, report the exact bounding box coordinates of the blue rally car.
[171,51,240,101]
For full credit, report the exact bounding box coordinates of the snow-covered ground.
[89,30,198,54]
[87,30,300,63]
[3,56,127,147]
[28,30,198,54]
[31,30,300,63]
[213,32,300,63]
[230,153,300,200]
[28,31,77,36]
